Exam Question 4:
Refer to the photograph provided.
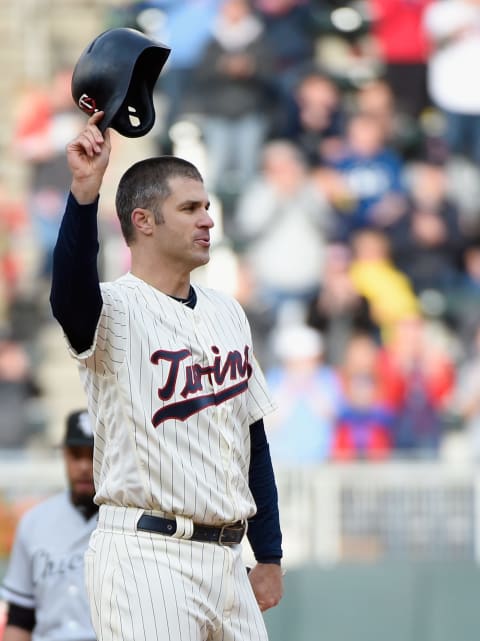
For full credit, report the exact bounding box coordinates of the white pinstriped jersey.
[66,273,276,525]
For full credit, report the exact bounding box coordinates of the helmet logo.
[78,94,98,114]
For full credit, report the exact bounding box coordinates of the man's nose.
[200,210,214,228]
[79,457,92,472]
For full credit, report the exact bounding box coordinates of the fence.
[2,456,480,641]
[0,455,479,567]
[274,461,479,567]
[268,462,480,641]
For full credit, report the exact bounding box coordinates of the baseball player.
[49,111,283,641]
[0,410,97,641]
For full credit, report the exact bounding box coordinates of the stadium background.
[1,1,480,640]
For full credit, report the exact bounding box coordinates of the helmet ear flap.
[108,48,160,137]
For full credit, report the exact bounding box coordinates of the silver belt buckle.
[218,522,245,545]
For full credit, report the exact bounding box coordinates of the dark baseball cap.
[64,410,95,447]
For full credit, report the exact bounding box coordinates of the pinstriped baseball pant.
[84,506,269,641]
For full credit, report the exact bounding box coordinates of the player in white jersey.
[49,111,283,641]
[0,410,97,641]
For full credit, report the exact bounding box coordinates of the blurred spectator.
[289,70,345,166]
[450,323,480,461]
[232,257,277,369]
[348,227,419,341]
[322,111,408,239]
[265,323,342,464]
[305,241,379,366]
[0,332,43,449]
[444,239,480,351]
[12,69,83,294]
[193,0,276,215]
[444,156,480,233]
[354,78,424,159]
[0,180,29,333]
[367,0,433,119]
[140,0,224,148]
[333,332,393,461]
[233,139,335,322]
[423,0,480,164]
[354,80,396,143]
[377,314,456,456]
[389,161,467,300]
[253,0,318,135]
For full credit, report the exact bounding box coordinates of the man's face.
[152,176,214,270]
[64,445,95,505]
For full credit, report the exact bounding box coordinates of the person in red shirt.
[368,0,433,118]
[377,313,455,456]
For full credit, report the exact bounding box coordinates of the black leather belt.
[137,514,246,545]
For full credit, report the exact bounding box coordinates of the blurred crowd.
[3,0,480,463]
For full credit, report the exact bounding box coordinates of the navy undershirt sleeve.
[49,192,103,353]
[247,419,283,564]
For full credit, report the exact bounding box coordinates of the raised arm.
[49,112,112,353]
[67,111,111,204]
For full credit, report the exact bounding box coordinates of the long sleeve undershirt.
[49,193,102,353]
[248,419,283,563]
[50,193,282,564]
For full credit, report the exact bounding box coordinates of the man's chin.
[192,250,210,267]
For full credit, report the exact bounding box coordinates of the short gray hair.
[115,156,203,244]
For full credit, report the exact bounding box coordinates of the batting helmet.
[71,28,170,138]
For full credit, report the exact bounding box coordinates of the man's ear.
[131,208,154,236]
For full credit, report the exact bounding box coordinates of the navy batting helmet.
[71,28,170,138]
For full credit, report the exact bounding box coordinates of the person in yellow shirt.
[349,227,419,341]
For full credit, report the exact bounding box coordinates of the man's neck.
[130,264,191,300]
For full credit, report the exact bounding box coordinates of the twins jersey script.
[0,492,97,641]
[68,273,276,523]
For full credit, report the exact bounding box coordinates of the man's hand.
[248,563,284,612]
[67,111,112,205]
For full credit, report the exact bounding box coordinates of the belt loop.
[134,509,147,531]
[171,515,194,540]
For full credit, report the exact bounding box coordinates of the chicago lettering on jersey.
[32,549,84,585]
[150,345,253,426]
